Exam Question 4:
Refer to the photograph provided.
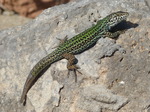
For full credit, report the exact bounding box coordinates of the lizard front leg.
[57,36,68,45]
[105,30,126,39]
[62,53,80,82]
[52,36,68,49]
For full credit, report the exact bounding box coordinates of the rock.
[0,0,73,18]
[77,85,128,112]
[145,0,150,10]
[0,0,150,112]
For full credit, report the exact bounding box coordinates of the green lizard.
[20,11,129,105]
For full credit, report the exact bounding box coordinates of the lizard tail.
[20,74,36,105]
[20,62,54,105]
[20,51,63,105]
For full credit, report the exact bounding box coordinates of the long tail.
[20,73,37,105]
[20,51,63,105]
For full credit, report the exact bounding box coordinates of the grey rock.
[0,0,150,112]
[145,0,150,10]
[77,85,128,112]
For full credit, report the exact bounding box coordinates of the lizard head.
[104,11,129,30]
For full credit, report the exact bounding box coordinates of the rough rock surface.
[77,85,128,112]
[0,0,73,18]
[0,0,150,112]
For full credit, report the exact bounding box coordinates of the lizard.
[20,11,129,105]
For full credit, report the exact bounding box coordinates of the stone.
[77,85,128,112]
[0,0,150,112]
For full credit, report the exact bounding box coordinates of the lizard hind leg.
[62,53,81,82]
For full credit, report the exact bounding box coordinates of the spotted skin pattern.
[20,11,129,105]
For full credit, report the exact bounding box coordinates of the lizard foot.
[52,35,68,49]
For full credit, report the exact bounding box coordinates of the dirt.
[0,10,31,30]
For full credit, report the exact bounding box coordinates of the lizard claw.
[52,36,68,49]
